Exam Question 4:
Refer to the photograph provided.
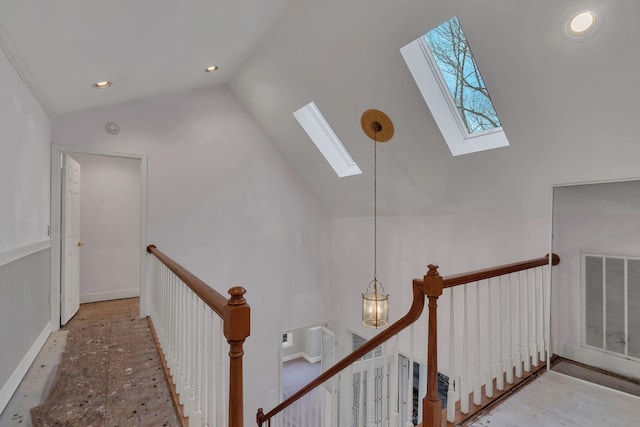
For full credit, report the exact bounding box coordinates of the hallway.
[1,298,180,426]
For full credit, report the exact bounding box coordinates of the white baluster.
[405,325,414,427]
[195,299,204,424]
[514,272,523,379]
[542,264,550,363]
[382,340,389,426]
[447,288,456,423]
[473,281,482,406]
[485,279,494,399]
[178,282,187,409]
[208,308,216,426]
[505,274,513,385]
[496,276,504,391]
[530,269,538,367]
[537,266,545,363]
[522,270,531,373]
[461,284,469,414]
[368,347,375,427]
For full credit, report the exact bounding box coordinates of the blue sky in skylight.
[424,16,501,134]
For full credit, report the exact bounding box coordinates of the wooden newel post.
[224,286,251,427]
[423,264,443,427]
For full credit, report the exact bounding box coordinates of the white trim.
[50,145,148,332]
[0,321,51,414]
[293,101,362,177]
[0,240,50,269]
[552,176,640,189]
[0,21,55,118]
[547,370,640,400]
[80,288,140,304]
[400,36,509,156]
[553,340,640,380]
[282,352,321,364]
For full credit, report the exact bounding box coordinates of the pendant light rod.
[361,110,394,328]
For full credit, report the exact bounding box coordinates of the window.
[401,16,509,156]
[293,101,362,177]
[282,332,293,348]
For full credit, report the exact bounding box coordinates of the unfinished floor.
[1,298,180,427]
[470,369,640,426]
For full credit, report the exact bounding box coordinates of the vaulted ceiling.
[3,0,640,217]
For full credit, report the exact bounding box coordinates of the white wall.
[52,85,332,420]
[0,48,50,253]
[72,154,141,302]
[0,46,51,413]
[331,214,549,370]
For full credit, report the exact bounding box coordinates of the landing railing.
[256,253,559,427]
[424,253,560,426]
[147,244,250,427]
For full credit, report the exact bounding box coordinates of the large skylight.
[293,102,362,177]
[401,16,509,156]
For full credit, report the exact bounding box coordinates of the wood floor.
[470,370,640,426]
[11,298,180,426]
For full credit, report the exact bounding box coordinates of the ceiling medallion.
[105,122,120,134]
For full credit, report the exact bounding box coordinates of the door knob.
[77,241,84,247]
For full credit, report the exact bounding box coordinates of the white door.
[61,154,81,325]
[321,326,336,427]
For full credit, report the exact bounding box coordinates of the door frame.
[550,177,640,377]
[50,144,148,331]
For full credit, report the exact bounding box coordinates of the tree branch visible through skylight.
[424,16,501,134]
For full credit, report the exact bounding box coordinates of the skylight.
[293,101,362,178]
[401,16,509,156]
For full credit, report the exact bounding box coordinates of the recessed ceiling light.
[94,81,112,89]
[569,11,597,35]
[205,65,219,73]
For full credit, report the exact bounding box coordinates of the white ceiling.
[3,0,640,217]
[0,0,290,115]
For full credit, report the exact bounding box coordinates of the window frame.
[400,21,510,156]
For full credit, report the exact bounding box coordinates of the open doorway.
[552,180,640,380]
[72,154,141,304]
[50,145,148,331]
[281,326,323,400]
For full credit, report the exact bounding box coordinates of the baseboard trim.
[553,340,640,379]
[0,321,51,414]
[283,352,321,364]
[80,288,139,304]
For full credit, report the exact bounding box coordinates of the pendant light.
[361,109,394,328]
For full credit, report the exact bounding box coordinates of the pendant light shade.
[362,279,389,328]
[360,109,393,329]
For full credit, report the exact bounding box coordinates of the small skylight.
[293,101,362,177]
[401,16,509,156]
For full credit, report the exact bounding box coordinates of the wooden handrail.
[147,244,228,317]
[441,253,560,289]
[147,244,250,427]
[256,279,427,426]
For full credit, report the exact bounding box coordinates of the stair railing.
[428,253,560,426]
[147,244,250,427]
[256,253,559,427]
[256,279,426,426]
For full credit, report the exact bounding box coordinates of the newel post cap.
[424,264,443,297]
